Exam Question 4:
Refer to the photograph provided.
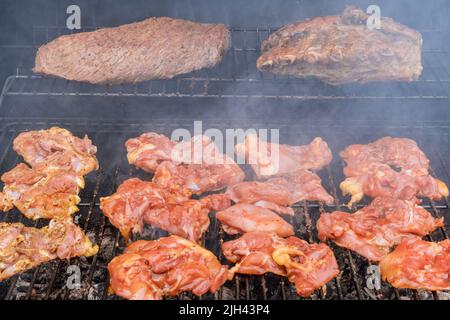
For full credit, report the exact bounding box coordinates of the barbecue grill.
[0,0,450,301]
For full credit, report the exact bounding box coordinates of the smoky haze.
[5,0,450,173]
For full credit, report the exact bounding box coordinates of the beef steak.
[34,17,230,84]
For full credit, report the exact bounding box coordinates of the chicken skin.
[226,169,334,211]
[153,159,245,196]
[340,137,448,206]
[272,236,339,297]
[108,236,231,300]
[0,163,84,220]
[317,197,444,261]
[0,219,98,281]
[100,178,230,242]
[234,133,332,178]
[380,237,450,291]
[125,132,177,172]
[222,232,288,276]
[216,203,294,237]
[143,194,230,243]
[222,232,339,297]
[126,133,245,194]
[13,127,98,176]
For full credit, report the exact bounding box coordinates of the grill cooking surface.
[1,22,450,300]
[7,27,450,100]
[0,120,449,300]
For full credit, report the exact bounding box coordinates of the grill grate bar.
[325,166,364,300]
[79,169,103,299]
[1,122,450,300]
[8,26,450,100]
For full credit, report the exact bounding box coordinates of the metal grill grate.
[7,27,450,100]
[0,119,449,300]
[1,20,450,300]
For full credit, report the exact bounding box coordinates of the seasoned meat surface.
[257,7,423,85]
[222,232,339,297]
[234,134,332,178]
[226,169,334,207]
[0,163,83,220]
[13,127,98,176]
[339,137,448,206]
[0,219,98,281]
[127,133,245,194]
[100,178,230,242]
[34,17,230,84]
[380,237,450,291]
[216,203,294,237]
[222,232,289,276]
[317,197,443,261]
[272,236,339,297]
[108,236,230,300]
[126,132,176,173]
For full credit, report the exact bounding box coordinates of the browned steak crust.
[34,17,230,84]
[257,7,423,85]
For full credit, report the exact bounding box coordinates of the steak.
[34,17,230,84]
[257,7,423,85]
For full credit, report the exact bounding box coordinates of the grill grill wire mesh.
[7,27,450,100]
[0,120,449,300]
[0,21,450,300]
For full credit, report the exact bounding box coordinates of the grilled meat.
[153,160,245,196]
[222,232,289,276]
[108,236,231,300]
[342,137,430,176]
[379,237,450,291]
[340,137,448,206]
[216,203,294,237]
[127,133,245,194]
[226,169,334,208]
[143,195,230,243]
[126,132,176,172]
[13,127,98,176]
[234,134,332,178]
[0,219,98,281]
[100,178,186,240]
[257,6,423,85]
[1,163,84,220]
[100,178,230,242]
[272,236,339,297]
[222,232,339,297]
[34,17,230,84]
[317,197,443,262]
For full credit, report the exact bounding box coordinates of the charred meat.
[257,6,423,85]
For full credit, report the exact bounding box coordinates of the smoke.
[5,0,449,182]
